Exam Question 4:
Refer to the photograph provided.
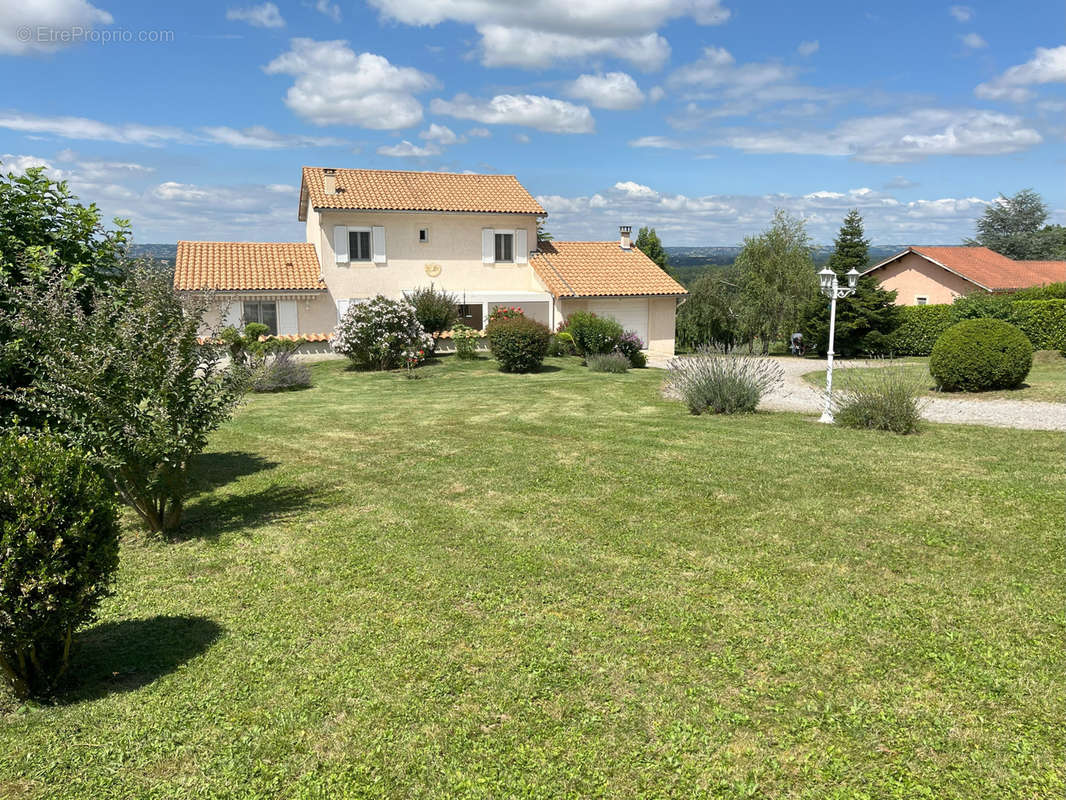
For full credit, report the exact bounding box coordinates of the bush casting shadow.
[188,451,279,494]
[56,615,222,704]
[176,484,325,541]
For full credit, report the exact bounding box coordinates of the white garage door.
[589,298,649,348]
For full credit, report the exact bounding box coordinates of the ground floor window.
[243,301,278,335]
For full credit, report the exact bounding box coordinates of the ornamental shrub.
[833,364,927,435]
[587,352,630,373]
[565,311,622,356]
[332,296,433,370]
[0,434,120,699]
[667,350,784,415]
[616,330,646,367]
[451,323,481,360]
[488,305,524,323]
[889,304,955,356]
[486,316,550,373]
[404,285,458,350]
[1008,299,1066,351]
[930,318,1033,392]
[250,348,312,393]
[547,331,577,357]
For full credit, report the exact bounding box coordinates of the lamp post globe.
[817,267,858,424]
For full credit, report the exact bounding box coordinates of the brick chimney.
[322,167,337,195]
[619,225,632,250]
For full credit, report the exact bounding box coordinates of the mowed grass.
[2,356,1063,799]
[803,350,1066,403]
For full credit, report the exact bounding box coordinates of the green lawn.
[803,350,1066,403]
[2,356,1063,799]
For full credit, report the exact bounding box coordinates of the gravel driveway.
[650,355,1066,432]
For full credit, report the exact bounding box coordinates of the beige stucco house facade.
[177,167,686,355]
[864,246,1066,305]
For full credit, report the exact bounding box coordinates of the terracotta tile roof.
[530,241,688,298]
[865,246,1066,292]
[175,241,325,292]
[299,167,545,219]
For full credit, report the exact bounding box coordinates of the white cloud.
[961,32,987,50]
[430,93,595,134]
[478,27,670,71]
[719,108,1042,162]
[419,123,461,145]
[1,153,61,176]
[0,0,112,55]
[535,180,1001,245]
[949,5,973,23]
[200,125,348,148]
[668,46,794,98]
[566,72,645,110]
[376,140,441,157]
[312,0,342,22]
[514,133,531,144]
[629,135,683,149]
[0,112,190,146]
[365,0,729,70]
[975,45,1066,102]
[883,176,919,190]
[466,127,491,137]
[226,3,286,28]
[264,38,437,129]
[797,40,819,57]
[648,86,665,103]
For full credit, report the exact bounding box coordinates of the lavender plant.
[667,348,784,415]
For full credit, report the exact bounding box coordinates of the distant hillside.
[665,245,908,286]
[130,243,178,264]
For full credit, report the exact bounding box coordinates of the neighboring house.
[175,167,687,354]
[863,246,1066,305]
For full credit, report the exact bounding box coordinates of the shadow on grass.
[56,615,222,704]
[175,484,325,541]
[188,450,279,494]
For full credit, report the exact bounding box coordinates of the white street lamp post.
[817,267,861,423]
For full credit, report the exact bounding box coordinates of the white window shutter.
[482,228,495,263]
[336,298,350,322]
[334,226,348,264]
[222,301,242,329]
[372,226,386,264]
[278,300,298,335]
[515,229,528,264]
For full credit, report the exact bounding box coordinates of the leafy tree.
[0,264,244,536]
[675,267,742,351]
[968,189,1066,260]
[800,210,900,356]
[634,224,683,281]
[736,210,819,352]
[0,164,131,414]
[536,218,553,242]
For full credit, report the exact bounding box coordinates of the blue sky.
[1,0,1063,245]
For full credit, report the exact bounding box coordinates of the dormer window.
[494,232,514,263]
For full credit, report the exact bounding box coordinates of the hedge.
[889,305,955,356]
[1008,300,1066,351]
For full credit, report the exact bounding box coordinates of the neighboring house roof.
[530,241,688,298]
[863,245,1066,292]
[298,167,546,220]
[174,241,325,292]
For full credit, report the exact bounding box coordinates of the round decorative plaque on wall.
[425,263,442,277]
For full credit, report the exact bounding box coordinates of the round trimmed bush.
[486,316,550,372]
[564,311,622,356]
[0,434,120,698]
[929,318,1033,392]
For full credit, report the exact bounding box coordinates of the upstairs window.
[349,229,371,261]
[495,232,513,263]
[242,301,278,335]
[915,295,929,306]
[419,228,429,243]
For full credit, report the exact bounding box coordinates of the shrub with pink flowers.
[488,305,524,323]
[332,296,433,371]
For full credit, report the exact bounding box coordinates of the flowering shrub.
[616,330,645,368]
[564,311,622,356]
[451,323,481,360]
[486,316,550,372]
[489,305,524,323]
[332,296,433,370]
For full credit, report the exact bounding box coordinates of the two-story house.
[175,167,686,355]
